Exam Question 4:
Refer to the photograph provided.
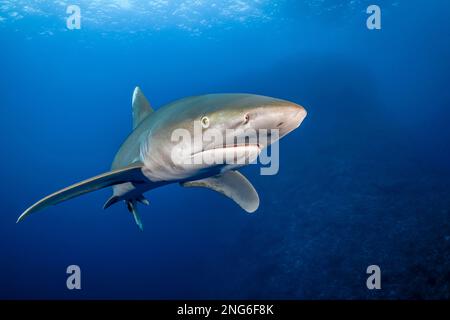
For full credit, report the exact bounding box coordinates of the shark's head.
[141,94,307,181]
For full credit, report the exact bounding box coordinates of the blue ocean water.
[1,0,449,299]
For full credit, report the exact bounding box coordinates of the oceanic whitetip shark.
[17,87,307,230]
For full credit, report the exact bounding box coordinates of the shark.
[17,87,307,230]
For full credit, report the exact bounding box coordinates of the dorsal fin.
[132,86,153,129]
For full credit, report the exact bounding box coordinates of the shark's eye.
[201,116,210,129]
[244,113,250,124]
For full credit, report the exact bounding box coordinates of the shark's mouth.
[190,144,261,165]
[191,143,261,155]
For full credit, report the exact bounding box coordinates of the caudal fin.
[126,199,144,231]
[17,163,146,223]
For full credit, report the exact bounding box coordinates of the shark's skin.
[18,88,307,229]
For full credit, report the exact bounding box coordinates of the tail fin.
[17,163,146,223]
[126,199,143,231]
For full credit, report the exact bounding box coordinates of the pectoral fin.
[181,171,259,213]
[18,163,146,223]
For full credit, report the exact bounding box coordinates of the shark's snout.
[286,104,307,126]
[275,103,307,137]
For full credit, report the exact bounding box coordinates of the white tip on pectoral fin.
[181,170,259,213]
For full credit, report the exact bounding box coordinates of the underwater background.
[0,0,449,299]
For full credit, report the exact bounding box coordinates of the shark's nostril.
[277,122,284,127]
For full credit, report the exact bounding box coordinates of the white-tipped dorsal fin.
[132,86,153,129]
[181,170,259,213]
